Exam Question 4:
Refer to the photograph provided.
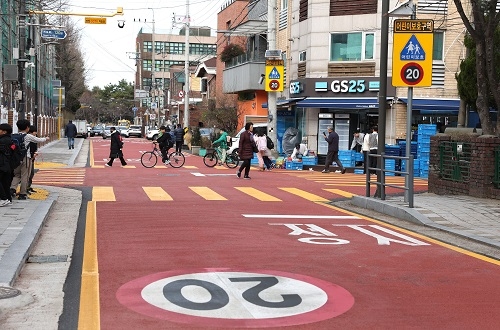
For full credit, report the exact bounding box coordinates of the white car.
[146,128,159,140]
[117,126,129,138]
[128,125,142,138]
[228,123,268,157]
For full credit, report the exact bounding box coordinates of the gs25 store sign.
[290,78,382,96]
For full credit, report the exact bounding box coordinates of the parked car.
[90,125,104,137]
[117,125,129,138]
[146,127,159,140]
[228,123,268,157]
[128,125,142,138]
[101,127,112,139]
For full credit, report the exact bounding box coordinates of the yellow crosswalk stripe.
[279,187,329,202]
[190,187,227,200]
[143,187,173,201]
[323,188,356,198]
[235,187,282,201]
[92,187,116,201]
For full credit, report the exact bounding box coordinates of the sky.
[68,0,225,89]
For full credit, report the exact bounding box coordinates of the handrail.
[365,153,415,208]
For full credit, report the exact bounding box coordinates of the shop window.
[433,31,444,61]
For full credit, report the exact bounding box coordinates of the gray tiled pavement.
[1,137,500,289]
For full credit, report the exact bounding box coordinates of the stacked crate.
[285,160,303,170]
[385,145,401,175]
[417,124,436,178]
[336,150,355,168]
[401,159,420,177]
[302,156,318,166]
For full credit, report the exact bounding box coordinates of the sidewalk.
[0,137,85,292]
[1,138,500,294]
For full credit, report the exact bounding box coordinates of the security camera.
[118,20,125,28]
[258,74,265,85]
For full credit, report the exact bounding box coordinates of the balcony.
[222,52,265,94]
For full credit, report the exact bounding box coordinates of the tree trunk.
[474,40,494,134]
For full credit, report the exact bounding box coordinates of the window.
[143,41,152,52]
[165,42,185,55]
[299,0,308,22]
[190,43,216,55]
[155,60,163,72]
[281,0,288,10]
[330,32,374,61]
[433,31,444,61]
[299,51,306,62]
[143,60,152,71]
[142,78,152,88]
[154,41,163,53]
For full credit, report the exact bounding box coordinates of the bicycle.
[203,145,239,168]
[141,142,185,168]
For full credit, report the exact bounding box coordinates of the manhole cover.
[0,286,21,299]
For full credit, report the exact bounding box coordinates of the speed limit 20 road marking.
[116,269,354,327]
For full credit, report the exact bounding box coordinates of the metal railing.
[438,141,471,182]
[365,153,415,208]
[224,52,266,68]
[494,145,500,189]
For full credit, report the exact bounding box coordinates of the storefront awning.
[399,98,460,114]
[262,98,304,108]
[296,97,381,109]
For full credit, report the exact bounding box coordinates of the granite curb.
[0,189,58,287]
[350,195,500,250]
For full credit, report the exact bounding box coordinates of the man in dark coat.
[0,123,13,206]
[65,120,77,150]
[174,124,185,153]
[236,122,254,179]
[322,126,345,174]
[105,127,127,167]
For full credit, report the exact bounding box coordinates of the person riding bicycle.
[211,127,228,165]
[155,126,173,165]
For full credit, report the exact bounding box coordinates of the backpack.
[266,136,274,150]
[10,133,27,169]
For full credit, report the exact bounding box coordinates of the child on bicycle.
[211,127,228,165]
[156,126,173,165]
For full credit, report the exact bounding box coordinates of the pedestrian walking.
[255,130,267,171]
[262,134,274,170]
[369,126,379,175]
[0,123,14,206]
[322,126,346,174]
[27,126,40,194]
[105,127,127,167]
[362,129,371,174]
[10,119,49,200]
[65,120,77,149]
[236,122,254,179]
[212,127,228,165]
[174,124,185,153]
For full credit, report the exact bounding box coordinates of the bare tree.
[454,0,500,135]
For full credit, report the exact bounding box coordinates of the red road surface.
[83,138,500,329]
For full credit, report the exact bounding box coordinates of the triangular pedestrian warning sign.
[269,67,280,79]
[400,34,425,61]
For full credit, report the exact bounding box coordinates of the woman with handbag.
[105,127,128,167]
[236,122,254,179]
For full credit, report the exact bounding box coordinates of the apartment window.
[281,0,288,10]
[165,42,185,55]
[142,78,152,88]
[433,31,444,61]
[299,51,306,62]
[299,0,308,22]
[143,41,152,52]
[155,41,163,53]
[155,60,163,72]
[190,43,216,55]
[330,32,374,61]
[143,59,152,71]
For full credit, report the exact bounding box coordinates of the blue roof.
[296,97,380,109]
[399,98,460,114]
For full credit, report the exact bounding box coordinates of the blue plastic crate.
[285,161,303,170]
[355,152,363,161]
[302,156,318,165]
[418,124,437,134]
[354,169,364,174]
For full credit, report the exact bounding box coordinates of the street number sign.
[392,19,434,87]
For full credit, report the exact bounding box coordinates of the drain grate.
[0,286,21,299]
[28,254,69,263]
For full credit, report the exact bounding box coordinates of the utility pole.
[267,0,277,145]
[18,4,27,120]
[183,0,190,128]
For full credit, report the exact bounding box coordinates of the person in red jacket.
[236,122,254,179]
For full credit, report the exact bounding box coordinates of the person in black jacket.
[322,126,345,174]
[65,120,77,149]
[174,124,184,153]
[105,127,127,167]
[0,123,13,206]
[155,126,173,165]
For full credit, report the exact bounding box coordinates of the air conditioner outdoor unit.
[15,90,23,100]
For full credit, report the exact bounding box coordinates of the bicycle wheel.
[225,154,239,168]
[168,151,185,168]
[203,152,218,167]
[141,151,158,168]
